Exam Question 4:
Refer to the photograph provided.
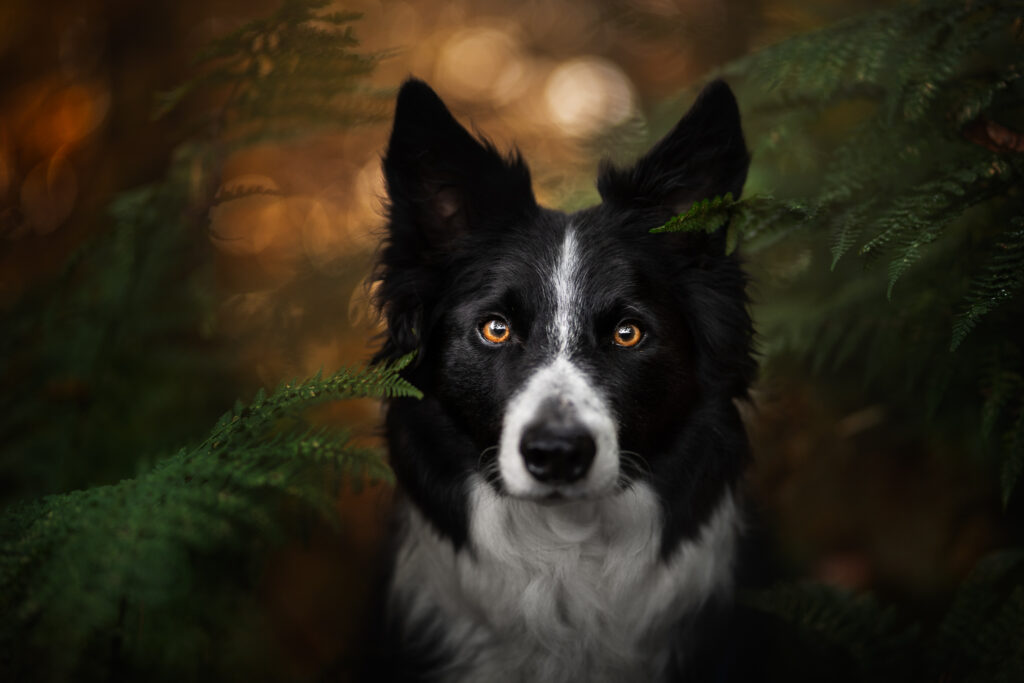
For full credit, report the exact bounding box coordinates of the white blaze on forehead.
[497,225,620,499]
[550,227,583,353]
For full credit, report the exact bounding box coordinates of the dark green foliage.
[657,0,1024,501]
[748,553,1024,682]
[653,192,735,236]
[1,2,396,679]
[655,193,816,255]
[932,551,1024,681]
[0,159,233,504]
[0,355,417,682]
[953,219,1024,351]
[156,0,390,146]
[0,3,391,506]
[653,1,1024,677]
[743,582,919,680]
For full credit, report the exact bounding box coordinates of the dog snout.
[519,419,596,484]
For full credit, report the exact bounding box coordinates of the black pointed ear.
[382,78,537,251]
[597,79,749,214]
[374,79,537,364]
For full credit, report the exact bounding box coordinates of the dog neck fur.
[389,479,740,682]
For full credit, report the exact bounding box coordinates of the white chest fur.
[389,477,739,682]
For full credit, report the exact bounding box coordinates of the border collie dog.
[371,78,754,682]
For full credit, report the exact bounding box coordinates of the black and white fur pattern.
[371,78,754,682]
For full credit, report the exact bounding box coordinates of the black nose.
[519,420,596,484]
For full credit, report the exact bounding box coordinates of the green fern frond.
[155,0,389,142]
[855,157,1014,295]
[0,356,416,679]
[933,550,1024,677]
[968,585,1024,682]
[203,352,419,452]
[952,224,1024,351]
[895,1,988,121]
[987,376,1024,438]
[828,202,875,270]
[1002,408,1024,507]
[744,582,918,675]
[953,60,1024,126]
[652,194,818,256]
[733,197,818,253]
[652,192,735,235]
[687,0,1024,675]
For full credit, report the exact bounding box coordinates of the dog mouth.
[534,490,607,506]
[533,490,573,506]
[482,461,619,503]
[498,480,621,505]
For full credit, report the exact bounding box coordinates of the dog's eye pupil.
[481,319,510,344]
[613,323,642,348]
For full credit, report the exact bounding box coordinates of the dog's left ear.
[597,79,749,218]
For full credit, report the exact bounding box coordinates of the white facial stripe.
[497,224,619,498]
[496,226,621,497]
[550,227,582,354]
[499,356,618,498]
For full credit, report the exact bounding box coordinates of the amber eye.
[481,318,511,344]
[613,322,642,348]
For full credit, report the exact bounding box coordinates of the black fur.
[370,77,755,679]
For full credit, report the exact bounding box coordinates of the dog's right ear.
[382,79,537,252]
[375,80,537,362]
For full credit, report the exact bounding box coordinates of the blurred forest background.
[1,0,1023,680]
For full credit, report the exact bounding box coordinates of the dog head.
[374,78,753,552]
